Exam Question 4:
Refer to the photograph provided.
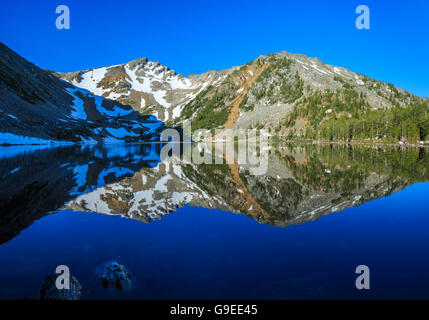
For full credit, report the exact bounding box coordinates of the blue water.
[0,182,428,299]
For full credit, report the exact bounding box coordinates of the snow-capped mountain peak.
[58,58,229,122]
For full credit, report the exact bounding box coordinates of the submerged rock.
[40,274,82,300]
[100,261,133,291]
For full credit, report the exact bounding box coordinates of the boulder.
[100,261,133,291]
[40,274,82,300]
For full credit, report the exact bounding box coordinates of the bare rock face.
[100,261,133,291]
[40,274,82,300]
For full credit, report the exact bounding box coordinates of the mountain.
[60,51,429,144]
[0,43,165,145]
[56,58,229,123]
[176,52,429,143]
[3,41,427,145]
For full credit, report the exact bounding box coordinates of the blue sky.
[0,0,428,97]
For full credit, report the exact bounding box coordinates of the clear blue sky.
[1,0,428,97]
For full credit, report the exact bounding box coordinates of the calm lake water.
[0,143,428,299]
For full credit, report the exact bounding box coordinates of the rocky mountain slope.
[176,52,429,143]
[0,43,165,145]
[57,58,229,123]
[60,51,429,143]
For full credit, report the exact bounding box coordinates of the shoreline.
[271,138,429,148]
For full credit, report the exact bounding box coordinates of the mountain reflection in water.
[1,143,428,245]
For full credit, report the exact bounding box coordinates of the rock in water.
[40,274,82,300]
[100,261,133,291]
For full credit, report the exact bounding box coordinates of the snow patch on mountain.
[66,88,87,120]
[93,96,134,117]
[73,67,108,96]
